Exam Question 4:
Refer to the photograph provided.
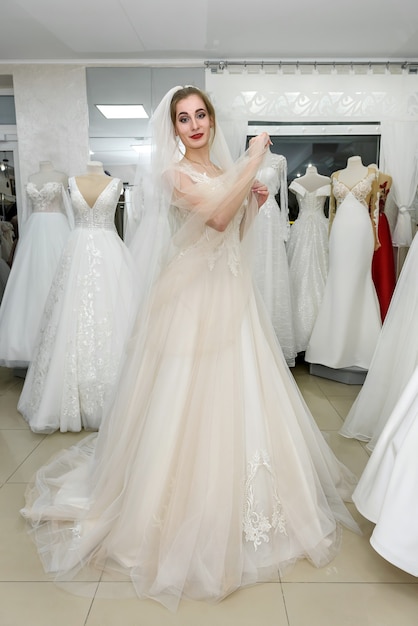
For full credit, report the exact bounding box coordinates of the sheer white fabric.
[305,169,382,369]
[340,231,418,449]
[0,182,72,368]
[287,182,330,353]
[352,366,418,576]
[253,152,296,366]
[380,120,418,247]
[21,88,360,611]
[18,177,135,433]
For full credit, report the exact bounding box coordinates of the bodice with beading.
[69,177,120,231]
[332,169,376,208]
[26,182,67,214]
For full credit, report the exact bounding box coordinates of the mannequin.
[287,166,331,353]
[73,161,117,208]
[18,160,135,433]
[0,161,72,368]
[305,156,381,375]
[295,165,331,192]
[29,160,68,188]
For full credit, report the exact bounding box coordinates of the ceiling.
[1,0,418,171]
[1,0,418,63]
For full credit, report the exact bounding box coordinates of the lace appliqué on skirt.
[243,449,287,550]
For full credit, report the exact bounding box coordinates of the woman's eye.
[179,116,189,123]
[197,112,206,119]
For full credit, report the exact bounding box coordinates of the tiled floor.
[1,362,417,625]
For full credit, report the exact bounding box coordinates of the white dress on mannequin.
[253,151,296,366]
[287,170,330,353]
[18,173,135,433]
[340,231,418,449]
[0,164,73,368]
[352,365,418,576]
[305,161,381,369]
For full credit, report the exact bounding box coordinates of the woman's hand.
[248,132,272,157]
[251,180,269,209]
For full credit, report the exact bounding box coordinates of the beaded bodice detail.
[26,182,67,214]
[332,169,376,208]
[69,177,119,230]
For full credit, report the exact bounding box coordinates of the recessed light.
[96,104,149,119]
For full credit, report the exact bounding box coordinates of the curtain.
[380,120,418,247]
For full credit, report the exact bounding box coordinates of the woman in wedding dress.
[287,166,330,354]
[21,87,359,611]
[305,157,382,370]
[18,163,135,433]
[352,365,418,576]
[253,150,296,366]
[340,230,418,450]
[0,162,73,368]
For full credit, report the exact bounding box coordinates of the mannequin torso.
[336,156,369,189]
[29,161,68,188]
[74,162,119,208]
[294,165,330,192]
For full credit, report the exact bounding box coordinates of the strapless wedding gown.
[18,177,135,433]
[305,170,382,369]
[287,181,330,353]
[21,166,359,610]
[0,182,72,368]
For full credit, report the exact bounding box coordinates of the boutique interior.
[1,2,418,625]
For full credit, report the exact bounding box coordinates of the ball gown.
[340,231,418,450]
[305,167,382,369]
[21,163,359,610]
[253,152,296,366]
[352,365,418,576]
[0,182,72,367]
[18,176,135,433]
[287,181,330,353]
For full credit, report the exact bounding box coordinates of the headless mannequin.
[75,161,119,208]
[295,165,330,192]
[337,156,368,189]
[29,161,68,188]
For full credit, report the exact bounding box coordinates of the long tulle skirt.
[21,243,359,610]
[0,212,70,367]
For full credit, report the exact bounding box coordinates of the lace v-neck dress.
[0,182,72,367]
[305,169,382,369]
[21,165,359,609]
[18,177,135,433]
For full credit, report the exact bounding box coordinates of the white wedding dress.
[352,365,418,576]
[305,168,382,369]
[0,182,72,367]
[21,165,359,610]
[18,177,135,433]
[340,231,418,449]
[253,153,296,366]
[287,181,330,353]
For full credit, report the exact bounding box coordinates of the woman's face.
[174,94,213,152]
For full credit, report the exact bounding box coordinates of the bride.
[21,86,359,611]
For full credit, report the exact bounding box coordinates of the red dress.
[372,177,396,322]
